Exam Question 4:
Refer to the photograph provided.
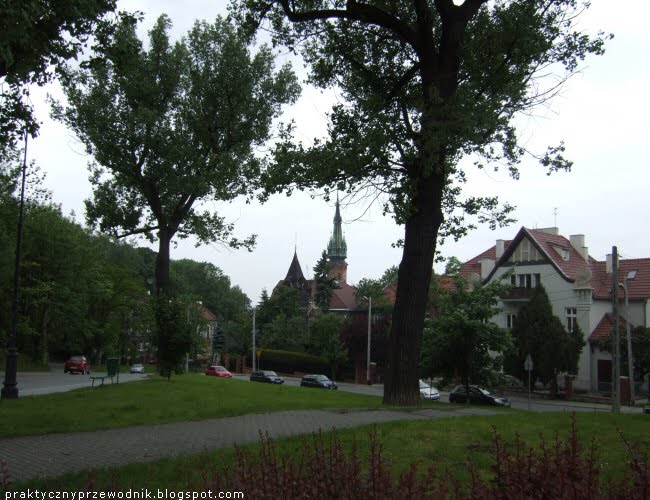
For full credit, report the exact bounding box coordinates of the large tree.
[53,14,300,297]
[232,0,609,404]
[0,0,116,151]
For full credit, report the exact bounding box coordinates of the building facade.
[462,227,650,392]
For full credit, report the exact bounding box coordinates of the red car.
[64,355,90,374]
[205,365,232,378]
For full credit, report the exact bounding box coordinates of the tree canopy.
[421,261,511,386]
[53,13,300,297]
[0,0,116,151]
[231,0,610,405]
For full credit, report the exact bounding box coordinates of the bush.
[256,348,329,375]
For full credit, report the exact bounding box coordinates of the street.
[10,368,642,414]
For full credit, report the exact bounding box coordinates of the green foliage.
[52,13,300,296]
[308,313,347,379]
[153,298,195,378]
[256,285,305,348]
[312,250,337,311]
[256,348,329,375]
[0,0,116,151]
[420,265,511,385]
[598,325,650,382]
[504,285,584,386]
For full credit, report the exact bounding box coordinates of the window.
[533,273,541,287]
[566,307,577,332]
[506,313,517,329]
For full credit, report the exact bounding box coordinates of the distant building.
[461,226,650,392]
[274,198,358,312]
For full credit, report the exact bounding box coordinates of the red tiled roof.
[524,228,594,281]
[460,242,511,280]
[198,303,217,322]
[383,283,397,305]
[589,313,632,342]
[590,258,650,300]
[330,281,358,310]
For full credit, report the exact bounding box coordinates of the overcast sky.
[25,0,650,305]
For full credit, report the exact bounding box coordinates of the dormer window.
[552,245,570,261]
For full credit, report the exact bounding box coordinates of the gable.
[505,236,548,264]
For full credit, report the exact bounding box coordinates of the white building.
[461,227,650,392]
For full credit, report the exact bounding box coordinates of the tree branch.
[277,0,418,48]
[113,225,160,239]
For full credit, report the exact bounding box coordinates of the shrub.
[2,417,647,498]
[256,348,329,375]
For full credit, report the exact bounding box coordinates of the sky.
[24,0,650,305]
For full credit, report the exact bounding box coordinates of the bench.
[90,358,119,387]
[90,375,113,387]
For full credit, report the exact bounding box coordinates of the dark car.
[250,370,284,384]
[449,385,510,407]
[300,374,338,390]
[64,355,90,375]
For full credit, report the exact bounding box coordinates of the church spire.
[327,195,347,260]
[326,195,348,283]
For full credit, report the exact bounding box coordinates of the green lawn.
[0,375,388,438]
[12,412,648,492]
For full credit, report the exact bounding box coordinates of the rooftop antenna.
[553,207,558,228]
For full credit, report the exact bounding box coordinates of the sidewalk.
[1,407,499,483]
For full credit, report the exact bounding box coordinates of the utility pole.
[612,246,620,413]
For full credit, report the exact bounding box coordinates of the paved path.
[0,407,499,483]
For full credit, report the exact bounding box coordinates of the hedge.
[256,349,330,375]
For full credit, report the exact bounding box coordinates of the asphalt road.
[16,367,148,396]
[10,368,641,413]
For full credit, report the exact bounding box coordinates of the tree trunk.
[40,306,49,366]
[155,228,173,297]
[384,173,444,406]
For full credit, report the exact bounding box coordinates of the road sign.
[524,354,533,371]
[256,350,261,358]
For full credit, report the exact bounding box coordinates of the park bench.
[90,358,119,387]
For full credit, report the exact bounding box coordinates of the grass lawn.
[0,374,389,438]
[11,412,648,492]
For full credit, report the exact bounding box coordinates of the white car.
[419,380,440,400]
[130,363,145,374]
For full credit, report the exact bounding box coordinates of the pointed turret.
[327,196,348,283]
[284,249,306,289]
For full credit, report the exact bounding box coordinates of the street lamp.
[619,270,637,404]
[251,307,257,372]
[363,296,372,385]
[2,133,28,400]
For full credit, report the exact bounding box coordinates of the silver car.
[130,363,145,374]
[419,380,440,400]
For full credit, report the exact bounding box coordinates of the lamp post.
[619,271,637,405]
[364,296,372,385]
[2,133,28,400]
[251,307,256,372]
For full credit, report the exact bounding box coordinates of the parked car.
[250,370,284,384]
[130,363,145,374]
[64,355,90,375]
[419,380,440,400]
[449,385,510,407]
[300,374,338,390]
[205,365,232,378]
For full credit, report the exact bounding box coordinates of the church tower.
[327,197,348,283]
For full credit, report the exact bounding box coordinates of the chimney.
[479,259,495,280]
[570,234,588,261]
[606,254,613,274]
[538,227,559,235]
[495,239,505,259]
